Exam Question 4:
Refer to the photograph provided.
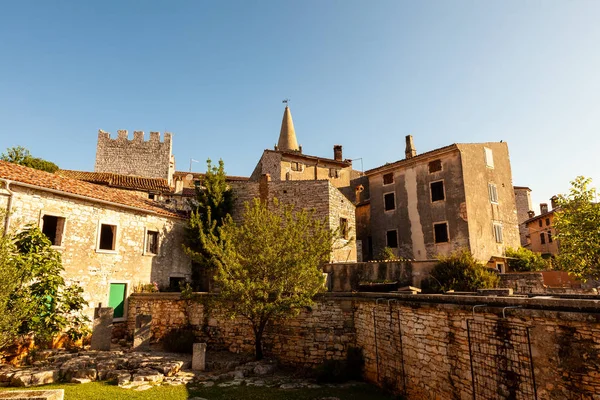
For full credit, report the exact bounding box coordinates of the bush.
[315,346,364,383]
[162,326,196,354]
[430,249,499,292]
[505,247,549,272]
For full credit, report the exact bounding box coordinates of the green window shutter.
[108,283,127,318]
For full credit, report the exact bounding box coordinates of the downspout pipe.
[0,178,14,234]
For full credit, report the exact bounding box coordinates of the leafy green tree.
[184,159,233,290]
[554,176,600,280]
[205,198,333,360]
[430,249,499,292]
[1,146,59,173]
[505,247,549,272]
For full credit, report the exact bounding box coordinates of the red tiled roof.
[57,170,172,192]
[0,161,184,219]
[173,171,249,182]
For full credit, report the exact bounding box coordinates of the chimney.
[259,174,271,203]
[333,145,343,161]
[540,203,548,214]
[527,210,535,218]
[550,196,559,210]
[174,178,184,195]
[405,135,417,159]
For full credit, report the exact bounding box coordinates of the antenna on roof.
[189,158,199,172]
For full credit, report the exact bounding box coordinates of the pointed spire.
[277,106,299,152]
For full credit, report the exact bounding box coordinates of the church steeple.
[277,106,299,152]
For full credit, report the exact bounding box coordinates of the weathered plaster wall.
[0,185,190,320]
[526,213,559,255]
[128,292,600,399]
[514,187,533,247]
[95,130,173,183]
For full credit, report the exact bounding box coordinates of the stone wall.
[128,292,600,399]
[94,130,173,183]
[498,272,546,294]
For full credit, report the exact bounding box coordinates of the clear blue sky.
[1,0,598,211]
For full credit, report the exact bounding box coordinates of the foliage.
[377,247,398,261]
[430,249,499,292]
[315,347,364,383]
[205,198,333,360]
[1,146,59,173]
[161,326,196,354]
[505,247,549,272]
[0,225,89,349]
[133,282,159,293]
[184,159,234,289]
[554,176,600,280]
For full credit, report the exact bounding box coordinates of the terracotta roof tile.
[57,170,172,192]
[0,161,184,219]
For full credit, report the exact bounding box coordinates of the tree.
[554,176,600,280]
[184,159,233,290]
[205,198,333,360]
[0,225,89,349]
[1,146,59,173]
[429,249,499,292]
[505,247,549,272]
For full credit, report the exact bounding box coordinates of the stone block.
[90,307,113,351]
[133,315,152,352]
[477,288,513,297]
[0,389,64,400]
[192,343,207,371]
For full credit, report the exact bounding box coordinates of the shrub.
[505,247,549,272]
[377,247,398,261]
[315,346,364,383]
[162,326,196,354]
[430,249,499,292]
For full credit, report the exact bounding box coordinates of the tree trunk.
[254,331,264,360]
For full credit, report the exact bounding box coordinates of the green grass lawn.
[1,381,398,400]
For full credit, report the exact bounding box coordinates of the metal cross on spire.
[282,98,290,106]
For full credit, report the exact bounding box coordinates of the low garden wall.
[127,292,600,399]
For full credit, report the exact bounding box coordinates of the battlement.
[95,129,174,184]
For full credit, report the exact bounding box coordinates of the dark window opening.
[545,218,550,226]
[42,215,65,246]
[339,218,349,239]
[291,162,302,171]
[169,277,186,292]
[329,168,339,178]
[538,220,543,227]
[146,230,159,254]
[548,231,553,243]
[99,224,116,251]
[428,159,442,173]
[430,181,445,202]
[384,192,395,211]
[386,230,398,248]
[383,173,394,185]
[434,223,449,243]
[540,232,546,245]
[148,193,155,200]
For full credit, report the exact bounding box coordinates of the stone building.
[524,201,559,256]
[513,186,534,247]
[0,160,191,321]
[362,136,520,269]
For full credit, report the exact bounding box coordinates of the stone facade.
[365,140,520,266]
[230,179,357,262]
[525,209,559,256]
[0,177,191,321]
[94,130,175,185]
[514,186,533,247]
[128,292,600,399]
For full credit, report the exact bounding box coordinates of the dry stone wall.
[128,292,600,399]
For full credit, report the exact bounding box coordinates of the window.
[538,220,543,228]
[384,192,395,211]
[148,193,155,200]
[339,218,349,239]
[169,277,186,292]
[548,231,553,243]
[146,230,159,254]
[42,215,65,246]
[99,223,117,251]
[484,147,494,168]
[329,168,340,178]
[428,159,442,173]
[493,223,503,243]
[108,283,127,319]
[430,181,445,202]
[291,162,303,171]
[386,230,398,248]
[545,218,550,226]
[540,232,546,245]
[434,223,449,243]
[383,173,394,185]
[488,183,498,203]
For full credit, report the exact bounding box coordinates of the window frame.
[40,213,67,247]
[383,191,396,212]
[493,223,503,243]
[329,168,340,178]
[484,147,494,168]
[144,228,159,255]
[430,180,445,203]
[386,229,399,248]
[428,159,442,174]
[433,222,450,244]
[540,232,546,245]
[382,172,394,185]
[96,221,119,253]
[488,183,499,204]
[290,161,303,172]
[339,218,349,240]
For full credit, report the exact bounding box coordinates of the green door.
[108,283,127,318]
